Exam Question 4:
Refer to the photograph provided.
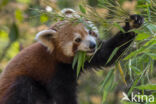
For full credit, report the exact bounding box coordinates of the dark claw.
[130,15,144,28]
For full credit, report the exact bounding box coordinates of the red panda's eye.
[75,38,82,43]
[89,30,97,37]
[89,30,92,34]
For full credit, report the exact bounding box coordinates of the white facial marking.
[35,30,56,52]
[86,21,99,36]
[61,8,76,14]
[78,34,96,53]
[86,35,96,44]
[35,30,56,41]
[62,42,74,56]
[61,8,80,18]
[74,33,81,39]
[85,27,89,33]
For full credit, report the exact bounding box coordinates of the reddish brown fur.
[0,22,89,101]
[49,21,88,62]
[0,43,57,100]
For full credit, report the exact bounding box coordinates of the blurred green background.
[0,0,156,104]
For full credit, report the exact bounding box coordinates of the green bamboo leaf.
[121,101,140,104]
[15,9,23,22]
[124,50,140,60]
[81,52,86,70]
[117,62,127,86]
[77,52,83,77]
[136,33,150,40]
[114,23,125,33]
[146,2,151,22]
[0,0,9,9]
[147,24,156,34]
[106,47,119,64]
[150,59,154,74]
[145,52,156,60]
[128,78,140,96]
[144,37,156,46]
[40,14,48,23]
[135,84,156,90]
[79,5,86,14]
[9,23,19,43]
[130,66,141,75]
[72,53,78,69]
[102,70,114,103]
[73,51,87,77]
[16,0,30,4]
[124,38,156,60]
[100,69,114,91]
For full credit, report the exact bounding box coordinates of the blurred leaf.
[146,24,156,35]
[77,52,83,77]
[81,52,86,69]
[128,78,140,96]
[76,52,86,77]
[114,23,125,33]
[40,14,48,23]
[79,5,86,14]
[6,42,19,59]
[72,53,78,69]
[0,30,9,40]
[88,0,98,7]
[102,69,115,103]
[150,59,154,74]
[9,23,19,42]
[136,33,150,40]
[57,0,75,9]
[144,37,156,46]
[121,101,140,104]
[135,84,156,90]
[106,47,119,64]
[0,0,9,9]
[15,9,23,22]
[0,30,9,49]
[16,0,30,4]
[130,66,141,75]
[124,37,156,60]
[100,69,114,91]
[73,51,87,77]
[146,1,151,22]
[117,62,127,86]
[145,52,156,60]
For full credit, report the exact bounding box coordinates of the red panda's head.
[35,9,99,63]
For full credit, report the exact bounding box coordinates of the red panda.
[0,9,144,104]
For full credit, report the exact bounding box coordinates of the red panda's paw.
[128,15,144,29]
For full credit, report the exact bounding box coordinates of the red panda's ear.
[61,8,80,18]
[35,29,56,52]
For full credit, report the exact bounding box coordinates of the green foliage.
[136,33,150,41]
[72,51,87,77]
[0,0,156,104]
[77,0,156,103]
[100,69,115,91]
[69,1,156,103]
[57,0,75,9]
[106,47,119,64]
[0,0,9,9]
[40,14,49,23]
[15,9,24,22]
[135,84,156,90]
[16,0,30,4]
[79,4,86,14]
[9,23,19,43]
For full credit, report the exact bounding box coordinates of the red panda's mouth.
[86,49,96,54]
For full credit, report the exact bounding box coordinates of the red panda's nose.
[89,42,96,49]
